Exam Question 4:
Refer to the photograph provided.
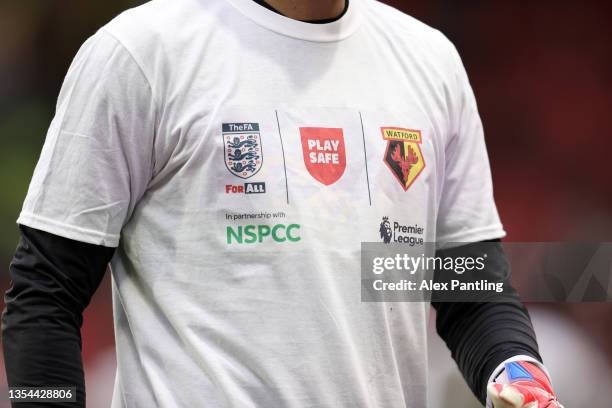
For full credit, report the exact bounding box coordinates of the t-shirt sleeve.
[17,29,156,247]
[435,41,506,246]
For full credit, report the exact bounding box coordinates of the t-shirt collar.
[224,0,363,42]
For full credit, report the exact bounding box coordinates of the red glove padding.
[487,361,564,408]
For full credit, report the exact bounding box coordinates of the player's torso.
[107,2,449,406]
[122,10,450,256]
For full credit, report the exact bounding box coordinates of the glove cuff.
[485,355,552,408]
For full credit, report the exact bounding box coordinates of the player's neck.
[262,0,347,22]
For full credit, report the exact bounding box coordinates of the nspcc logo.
[227,224,301,244]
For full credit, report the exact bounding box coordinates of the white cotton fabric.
[18,0,505,406]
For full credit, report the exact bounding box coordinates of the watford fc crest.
[381,127,425,191]
[223,122,263,179]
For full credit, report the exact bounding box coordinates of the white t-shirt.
[18,0,505,406]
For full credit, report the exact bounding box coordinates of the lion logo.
[380,216,392,244]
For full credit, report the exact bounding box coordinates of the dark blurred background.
[1,1,611,406]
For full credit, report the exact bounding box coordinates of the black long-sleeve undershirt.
[432,240,542,404]
[3,227,541,407]
[2,225,114,407]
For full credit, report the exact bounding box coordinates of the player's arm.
[2,26,155,406]
[2,225,114,407]
[432,32,563,407]
[432,240,562,407]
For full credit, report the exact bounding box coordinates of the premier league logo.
[380,216,392,244]
[223,123,263,179]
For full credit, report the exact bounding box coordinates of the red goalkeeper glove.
[487,361,564,408]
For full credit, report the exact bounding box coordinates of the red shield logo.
[300,127,346,186]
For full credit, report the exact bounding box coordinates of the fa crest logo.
[223,123,263,179]
[380,216,392,244]
[381,127,425,191]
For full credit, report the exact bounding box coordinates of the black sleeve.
[2,225,115,407]
[431,240,542,405]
